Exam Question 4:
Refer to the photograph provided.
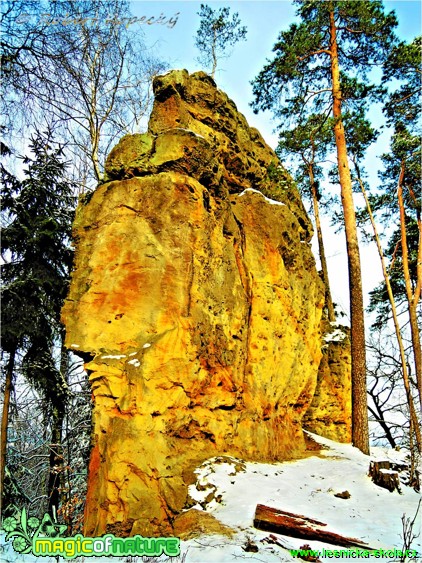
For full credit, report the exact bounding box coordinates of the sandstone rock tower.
[62,70,350,537]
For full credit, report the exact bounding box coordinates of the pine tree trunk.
[358,169,421,452]
[328,8,369,454]
[309,164,336,322]
[397,165,422,408]
[0,348,16,514]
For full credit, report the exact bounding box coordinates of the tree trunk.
[397,164,422,408]
[328,8,369,455]
[89,115,102,183]
[47,341,68,517]
[309,163,336,322]
[0,348,16,515]
[358,167,421,453]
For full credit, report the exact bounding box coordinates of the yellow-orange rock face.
[62,70,349,537]
[304,324,352,443]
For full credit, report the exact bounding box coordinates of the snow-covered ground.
[2,432,421,562]
[183,433,421,562]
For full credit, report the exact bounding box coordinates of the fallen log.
[253,504,375,550]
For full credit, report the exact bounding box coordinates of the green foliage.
[367,126,421,322]
[251,0,397,119]
[368,218,420,328]
[251,1,395,227]
[357,34,421,325]
[1,130,77,518]
[277,114,334,162]
[251,0,399,231]
[1,130,76,355]
[195,4,247,76]
[261,161,297,202]
[344,109,379,163]
[383,36,421,128]
[378,127,421,212]
[276,113,334,203]
[367,34,421,227]
[344,109,380,234]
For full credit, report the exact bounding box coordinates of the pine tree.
[195,4,247,78]
[369,36,421,408]
[1,131,76,514]
[251,0,398,454]
[277,114,336,322]
[345,110,421,455]
[385,40,421,408]
[383,36,421,128]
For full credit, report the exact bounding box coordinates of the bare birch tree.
[1,0,166,189]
